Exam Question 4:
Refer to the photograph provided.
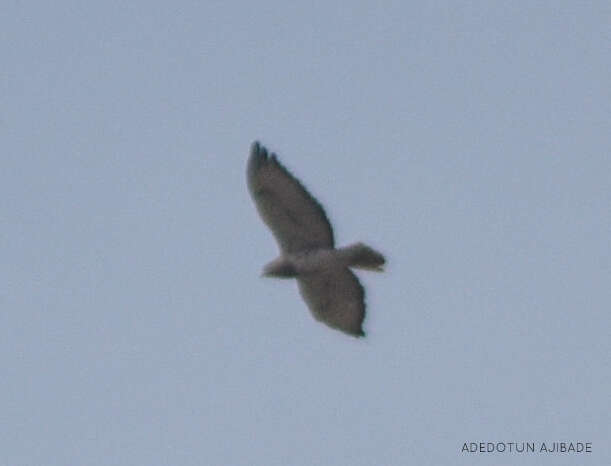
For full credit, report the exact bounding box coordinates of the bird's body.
[247,141,385,337]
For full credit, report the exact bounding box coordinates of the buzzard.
[247,141,385,337]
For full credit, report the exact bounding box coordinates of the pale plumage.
[247,141,385,337]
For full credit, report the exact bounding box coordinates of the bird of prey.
[247,141,385,337]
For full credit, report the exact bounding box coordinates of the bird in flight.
[247,141,385,337]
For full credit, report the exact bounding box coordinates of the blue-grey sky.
[2,2,609,465]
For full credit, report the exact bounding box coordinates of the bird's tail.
[342,242,385,271]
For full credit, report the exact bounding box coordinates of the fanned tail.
[343,242,385,271]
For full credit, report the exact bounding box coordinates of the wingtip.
[251,140,270,156]
[248,141,269,176]
[250,140,262,157]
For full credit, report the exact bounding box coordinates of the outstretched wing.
[297,268,366,337]
[247,141,334,254]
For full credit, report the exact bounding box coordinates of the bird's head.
[262,257,298,278]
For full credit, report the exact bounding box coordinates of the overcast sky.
[2,1,609,465]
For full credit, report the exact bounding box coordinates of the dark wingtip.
[248,141,270,175]
[252,141,269,157]
[250,140,263,157]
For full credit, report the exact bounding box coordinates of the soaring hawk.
[247,141,385,337]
